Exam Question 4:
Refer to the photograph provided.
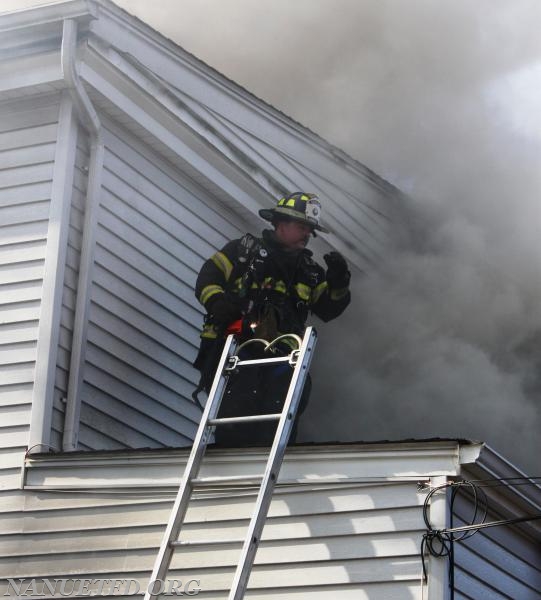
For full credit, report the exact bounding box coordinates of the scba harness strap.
[235,233,266,299]
[235,234,319,333]
[192,233,320,406]
[191,235,267,407]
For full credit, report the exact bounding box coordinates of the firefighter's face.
[275,220,313,250]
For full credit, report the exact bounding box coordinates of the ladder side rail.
[145,334,238,600]
[228,326,318,600]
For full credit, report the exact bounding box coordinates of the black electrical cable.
[460,476,541,488]
[421,482,458,581]
[421,479,541,582]
[443,513,541,534]
[422,480,488,541]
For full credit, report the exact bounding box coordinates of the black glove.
[324,251,350,288]
[207,294,242,326]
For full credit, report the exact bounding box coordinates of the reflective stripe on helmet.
[260,191,329,233]
[278,192,313,206]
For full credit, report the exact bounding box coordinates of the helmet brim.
[259,207,329,234]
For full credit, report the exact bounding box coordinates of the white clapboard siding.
[0,478,425,599]
[196,104,397,263]
[452,492,541,599]
[75,122,245,451]
[0,94,59,488]
[90,6,406,272]
[0,1,407,455]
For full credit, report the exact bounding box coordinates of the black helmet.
[259,192,329,233]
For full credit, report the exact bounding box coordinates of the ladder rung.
[171,538,244,547]
[226,355,292,369]
[208,413,282,426]
[143,327,317,600]
[191,475,264,486]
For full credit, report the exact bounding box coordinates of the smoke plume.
[106,0,541,474]
[297,1,541,476]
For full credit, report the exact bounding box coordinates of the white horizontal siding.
[0,94,59,488]
[87,16,404,272]
[75,122,245,451]
[205,107,395,264]
[15,443,472,597]
[0,479,425,598]
[14,443,536,597]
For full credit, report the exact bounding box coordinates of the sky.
[4,0,541,475]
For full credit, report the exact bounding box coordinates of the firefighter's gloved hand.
[208,295,242,326]
[324,251,350,288]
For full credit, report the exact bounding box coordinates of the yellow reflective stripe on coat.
[311,281,328,304]
[330,287,349,301]
[274,280,287,294]
[201,323,219,339]
[200,284,224,306]
[211,251,234,281]
[295,282,311,301]
[261,277,287,294]
[231,277,244,293]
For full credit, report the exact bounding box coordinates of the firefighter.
[193,192,351,445]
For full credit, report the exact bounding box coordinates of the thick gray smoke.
[112,1,541,473]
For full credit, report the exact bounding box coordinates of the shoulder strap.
[237,233,261,264]
[230,234,265,299]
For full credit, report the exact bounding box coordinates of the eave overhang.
[23,440,481,491]
[460,444,541,541]
[0,0,406,273]
[0,2,277,238]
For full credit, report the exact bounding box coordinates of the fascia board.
[90,6,400,202]
[82,41,375,271]
[92,3,329,144]
[0,0,330,180]
[88,38,285,200]
[87,10,399,272]
[458,441,484,467]
[460,443,541,540]
[79,58,271,233]
[0,0,96,32]
[0,2,94,94]
[158,87,390,269]
[23,441,464,491]
[0,49,63,93]
[468,444,541,510]
[85,42,369,270]
[0,21,63,58]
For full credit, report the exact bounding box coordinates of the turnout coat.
[195,229,350,344]
[193,229,351,443]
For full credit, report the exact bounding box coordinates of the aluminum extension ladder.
[144,326,317,600]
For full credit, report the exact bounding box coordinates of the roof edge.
[0,0,96,31]
[94,0,402,197]
[462,443,541,527]
[23,439,467,491]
